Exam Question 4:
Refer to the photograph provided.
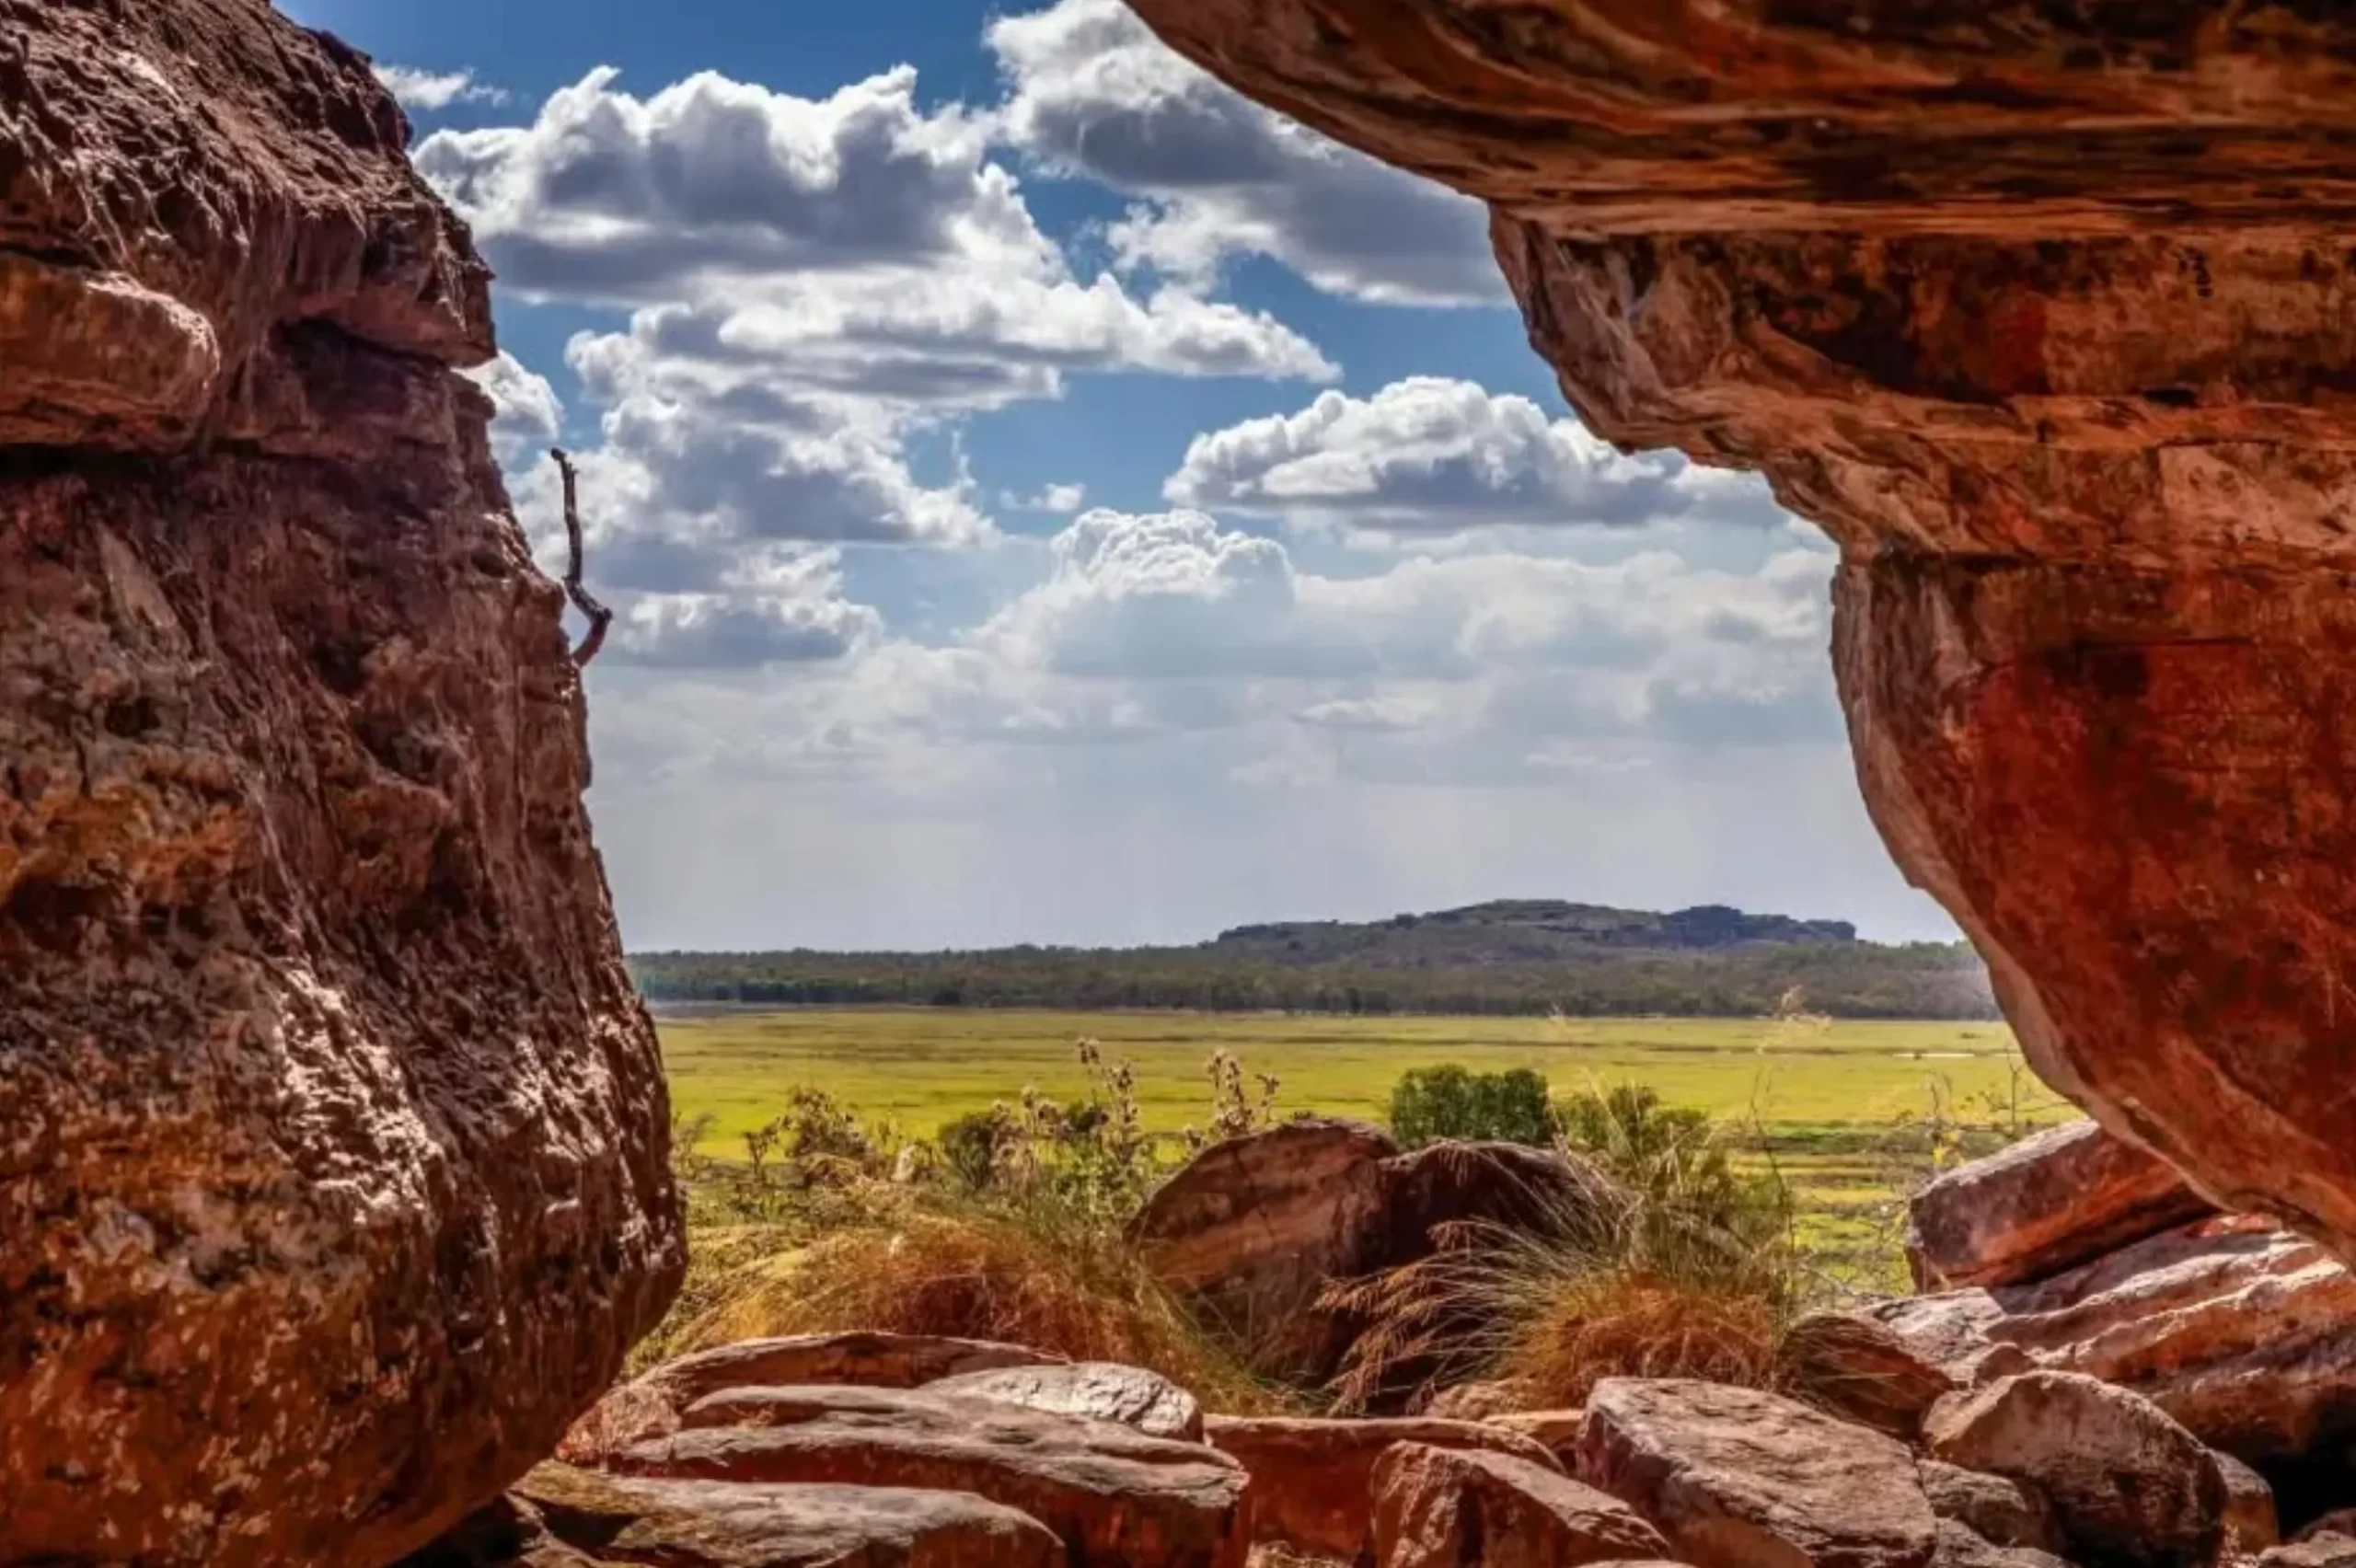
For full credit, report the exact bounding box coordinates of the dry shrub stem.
[549,446,613,667]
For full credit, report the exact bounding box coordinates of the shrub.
[1387,1065,1556,1147]
[1327,1087,1799,1412]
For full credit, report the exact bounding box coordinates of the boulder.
[923,1360,1204,1442]
[1776,1311,1961,1440]
[1575,1378,1939,1568]
[2215,1452,2281,1557]
[1924,1372,2224,1568]
[610,1384,1249,1568]
[1,1,680,1562]
[1129,1120,1399,1381]
[1929,1520,2073,1568]
[1917,1461,2062,1555]
[1868,1295,2038,1390]
[406,1462,1064,1567]
[1132,1124,1614,1389]
[1370,1442,1673,1568]
[1974,1217,2356,1465]
[560,1334,1065,1464]
[1125,0,2356,1274]
[1206,1414,1560,1563]
[1878,1216,2356,1465]
[1907,1123,2212,1291]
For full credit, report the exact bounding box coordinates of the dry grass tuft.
[1509,1272,1781,1405]
[668,1203,1292,1414]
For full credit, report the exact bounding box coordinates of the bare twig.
[549,446,614,667]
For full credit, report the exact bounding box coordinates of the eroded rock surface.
[1,1,679,1562]
[1575,1378,1939,1568]
[1882,1216,2356,1465]
[560,1333,1066,1465]
[924,1359,1205,1442]
[1369,1442,1672,1568]
[1925,1371,2224,1568]
[1122,0,2356,1262]
[1908,1122,2212,1291]
[613,1383,1252,1568]
[410,1464,1064,1568]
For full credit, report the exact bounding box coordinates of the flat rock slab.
[1370,1441,1671,1568]
[924,1360,1204,1441]
[1907,1122,2211,1292]
[561,1334,1065,1463]
[1207,1414,1560,1563]
[404,1463,1062,1568]
[1575,1378,1939,1568]
[613,1384,1248,1568]
[1924,1371,2223,1568]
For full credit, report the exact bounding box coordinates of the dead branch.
[549,447,614,667]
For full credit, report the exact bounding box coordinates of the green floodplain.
[658,1006,2074,1276]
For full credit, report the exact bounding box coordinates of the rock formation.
[1130,1122,1613,1388]
[1119,0,2356,1260]
[0,1,681,1561]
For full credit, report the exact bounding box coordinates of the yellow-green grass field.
[658,1006,2074,1274]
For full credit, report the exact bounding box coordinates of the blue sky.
[291,0,1958,951]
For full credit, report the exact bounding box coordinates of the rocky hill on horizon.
[629,896,1994,1019]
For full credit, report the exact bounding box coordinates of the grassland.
[658,1005,2074,1279]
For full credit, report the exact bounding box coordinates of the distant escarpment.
[632,899,1994,1019]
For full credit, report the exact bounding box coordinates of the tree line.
[629,940,1996,1020]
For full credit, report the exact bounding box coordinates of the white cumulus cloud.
[1168,378,1788,537]
[375,63,509,111]
[987,0,1500,306]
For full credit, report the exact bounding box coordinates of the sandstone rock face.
[0,2,680,1562]
[1924,1372,2224,1568]
[1369,1442,1673,1568]
[410,1464,1065,1568]
[1122,0,2356,1262]
[1907,1123,2212,1291]
[1882,1216,2356,1465]
[560,1333,1066,1464]
[1207,1413,1560,1564]
[923,1359,1205,1442]
[1575,1378,1939,1568]
[615,1383,1252,1568]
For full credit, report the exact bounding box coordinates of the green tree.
[1387,1065,1556,1147]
